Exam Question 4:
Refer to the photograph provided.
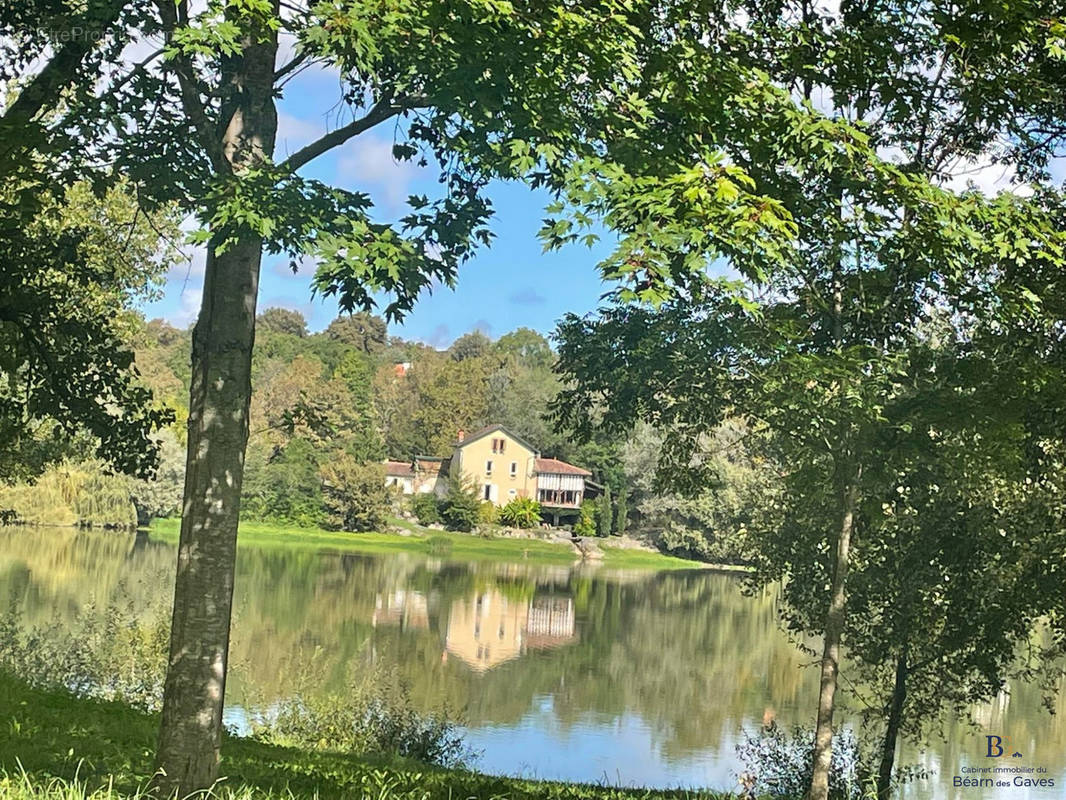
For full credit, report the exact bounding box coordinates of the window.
[483,484,492,500]
[491,437,506,454]
[510,461,517,477]
[485,460,493,475]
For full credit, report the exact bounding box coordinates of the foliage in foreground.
[736,724,886,800]
[0,604,463,769]
[0,673,738,800]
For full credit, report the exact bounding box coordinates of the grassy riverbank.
[0,673,737,800]
[148,518,713,571]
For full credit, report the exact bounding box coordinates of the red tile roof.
[534,458,592,477]
[384,460,414,477]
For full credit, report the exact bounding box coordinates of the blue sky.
[136,57,1065,347]
[137,63,618,347]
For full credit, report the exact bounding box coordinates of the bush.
[250,665,470,768]
[498,496,542,528]
[573,499,597,537]
[439,480,481,532]
[478,501,498,525]
[410,492,441,525]
[319,457,389,532]
[612,490,629,536]
[595,487,612,538]
[736,722,873,800]
[0,597,169,712]
[243,437,326,527]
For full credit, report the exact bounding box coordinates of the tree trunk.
[806,462,860,800]
[876,646,909,800]
[154,8,278,793]
[154,236,262,794]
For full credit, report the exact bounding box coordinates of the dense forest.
[0,305,768,564]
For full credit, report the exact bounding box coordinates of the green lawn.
[0,673,736,800]
[149,518,712,571]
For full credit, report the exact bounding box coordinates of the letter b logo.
[986,736,1004,757]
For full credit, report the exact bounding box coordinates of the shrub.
[736,722,874,800]
[478,501,498,525]
[612,489,629,536]
[0,597,169,711]
[573,499,597,537]
[595,486,612,537]
[243,437,326,527]
[252,669,470,768]
[319,457,389,532]
[439,479,481,532]
[410,492,441,525]
[498,497,542,528]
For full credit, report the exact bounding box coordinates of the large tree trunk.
[154,8,278,794]
[876,646,909,800]
[806,462,860,800]
[154,237,262,793]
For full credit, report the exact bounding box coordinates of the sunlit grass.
[598,546,749,572]
[148,518,711,571]
[0,673,742,800]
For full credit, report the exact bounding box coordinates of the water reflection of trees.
[218,546,817,761]
[3,528,1062,789]
[0,528,174,624]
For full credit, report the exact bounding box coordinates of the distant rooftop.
[534,457,592,477]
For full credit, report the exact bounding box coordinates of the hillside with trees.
[0,307,765,563]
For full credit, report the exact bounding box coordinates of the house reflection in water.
[372,590,429,630]
[445,590,577,672]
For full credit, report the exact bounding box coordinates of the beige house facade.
[385,424,592,509]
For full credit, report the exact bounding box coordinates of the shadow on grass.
[0,673,734,800]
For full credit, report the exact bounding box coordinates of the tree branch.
[155,0,228,173]
[279,94,420,173]
[0,0,126,164]
[274,50,311,82]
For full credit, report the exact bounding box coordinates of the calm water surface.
[1,528,1063,799]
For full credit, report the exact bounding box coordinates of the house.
[385,424,592,511]
[385,457,450,496]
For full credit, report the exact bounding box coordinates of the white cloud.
[337,133,423,213]
[275,112,327,160]
[942,154,1030,197]
[172,286,203,327]
[166,244,207,283]
[261,295,314,319]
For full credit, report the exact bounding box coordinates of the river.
[0,527,1062,799]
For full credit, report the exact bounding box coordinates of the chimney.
[457,429,465,442]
